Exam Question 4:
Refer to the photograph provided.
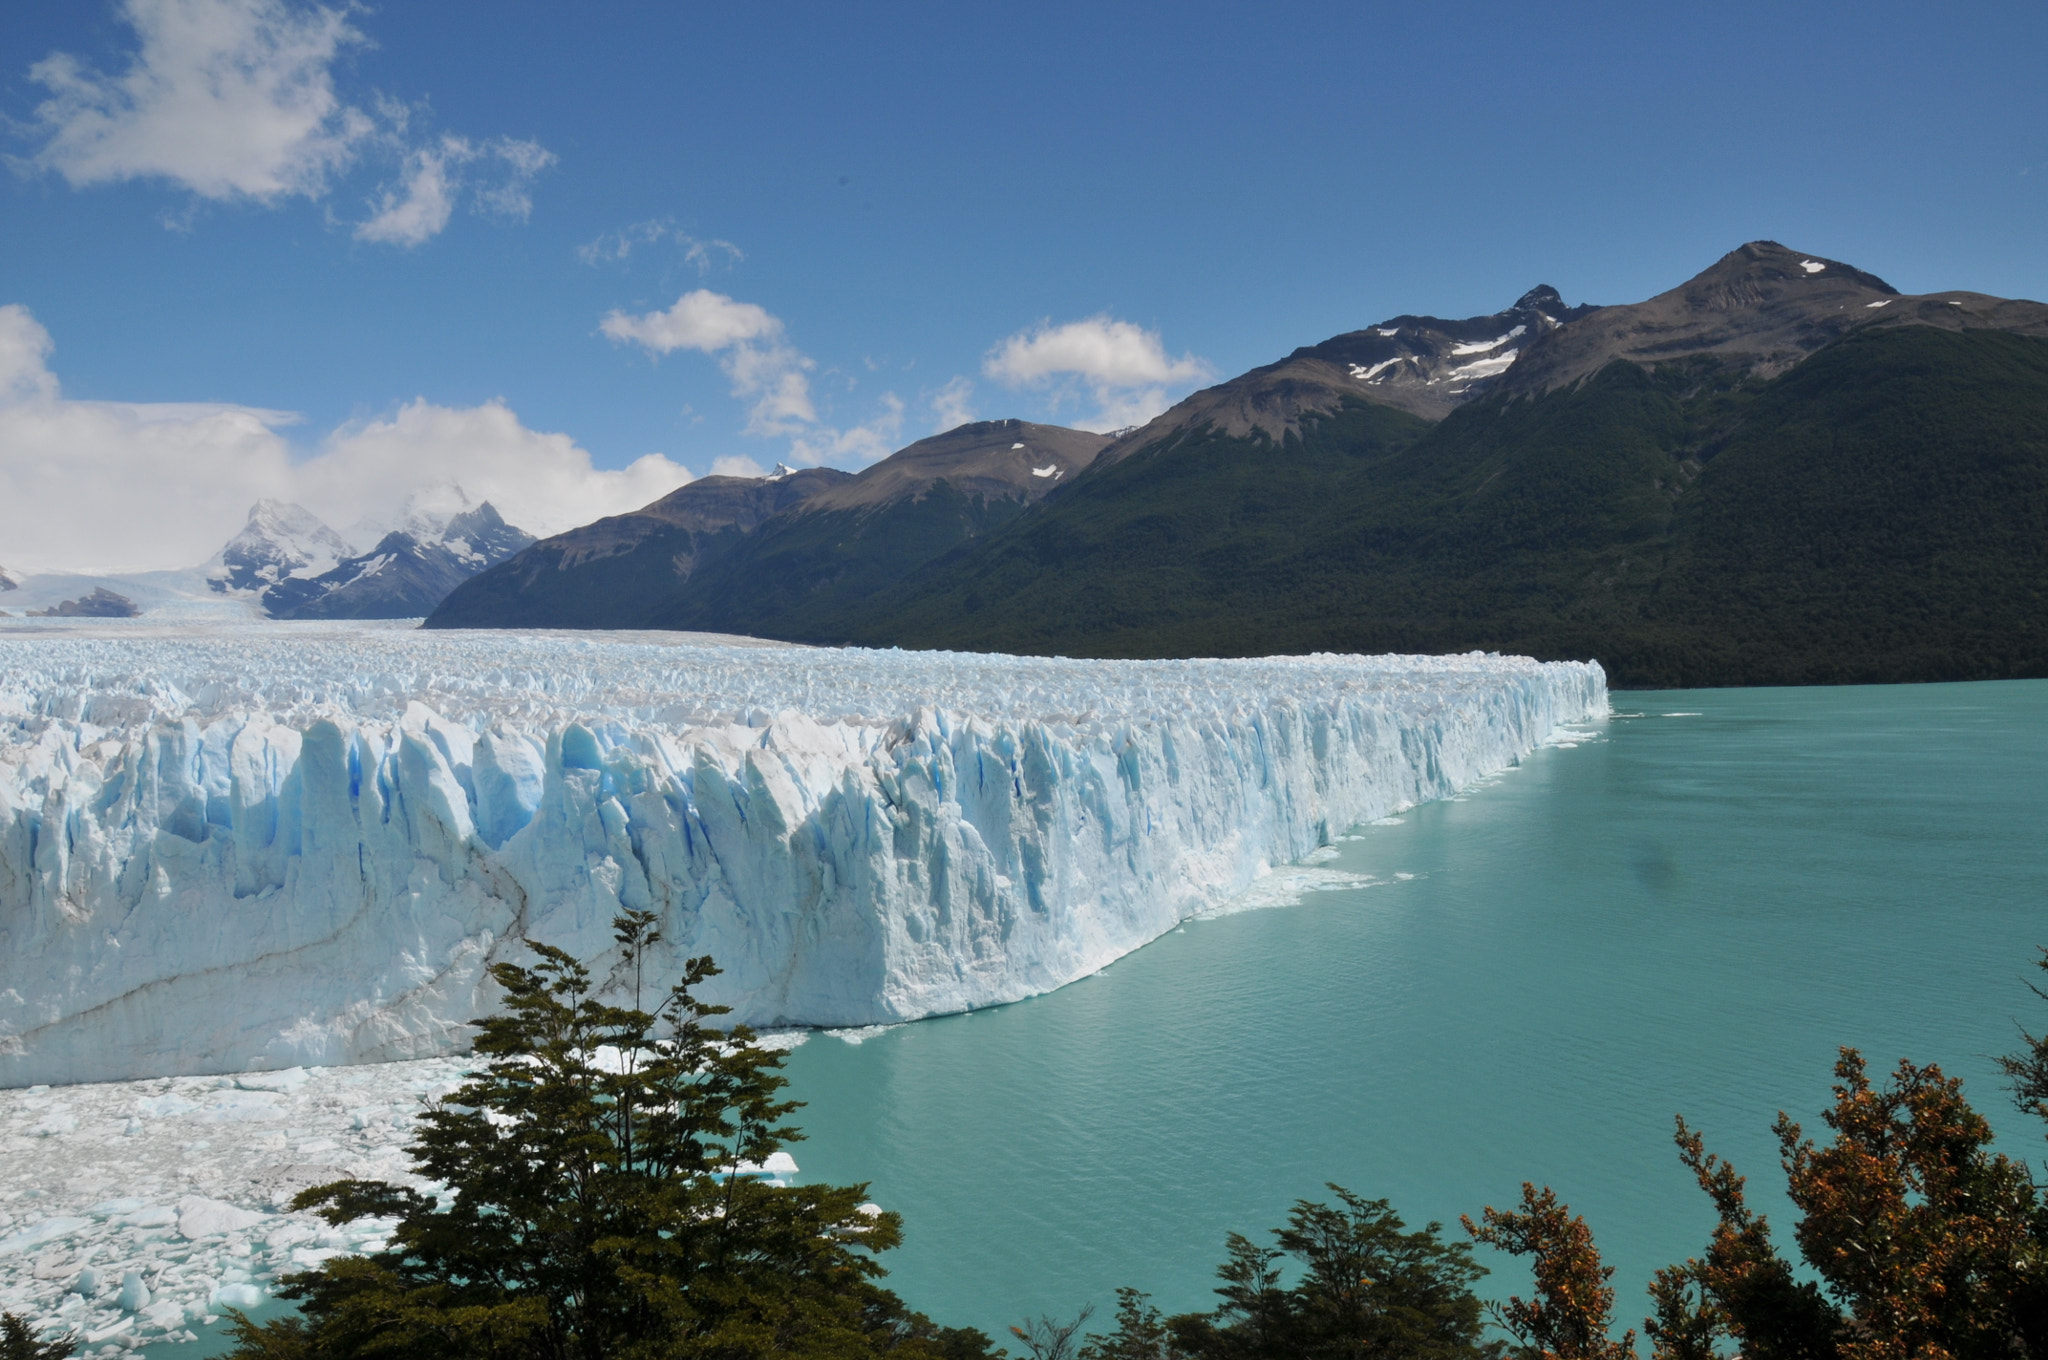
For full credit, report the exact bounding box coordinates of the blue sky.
[2,0,2043,571]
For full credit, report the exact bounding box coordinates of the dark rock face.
[29,587,140,618]
[263,503,536,620]
[424,424,1113,633]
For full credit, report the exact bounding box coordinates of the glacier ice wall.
[0,626,1606,1087]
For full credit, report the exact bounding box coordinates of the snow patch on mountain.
[0,626,1607,1087]
[204,502,354,596]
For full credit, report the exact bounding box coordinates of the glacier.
[0,622,1606,1088]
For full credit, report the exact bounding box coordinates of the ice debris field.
[2,623,1607,1091]
[1,622,1605,1343]
[0,1040,807,1354]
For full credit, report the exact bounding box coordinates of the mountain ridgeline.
[427,243,2048,688]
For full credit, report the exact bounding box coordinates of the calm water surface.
[781,681,2048,1338]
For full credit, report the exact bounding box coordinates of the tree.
[1079,1186,1494,1360]
[1642,1120,1838,1360]
[1778,1050,2045,1360]
[226,910,998,1360]
[1462,1185,1633,1360]
[0,1314,75,1360]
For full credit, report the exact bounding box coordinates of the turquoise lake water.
[779,680,2048,1340]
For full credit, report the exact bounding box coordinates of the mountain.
[821,245,2048,686]
[426,419,1110,632]
[262,502,535,620]
[424,241,2048,688]
[0,564,19,591]
[27,586,141,618]
[206,500,354,594]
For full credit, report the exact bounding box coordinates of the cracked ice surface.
[0,1057,464,1351]
[0,624,1606,1088]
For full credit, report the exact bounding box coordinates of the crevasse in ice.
[0,626,1607,1087]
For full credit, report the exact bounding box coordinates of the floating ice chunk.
[1800,260,1826,273]
[0,1217,93,1254]
[211,1283,264,1311]
[177,1197,269,1240]
[235,1068,309,1093]
[117,1270,150,1311]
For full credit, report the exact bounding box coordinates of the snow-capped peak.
[0,563,20,591]
[205,501,354,594]
[763,462,799,481]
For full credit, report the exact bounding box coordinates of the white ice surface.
[1801,260,1826,274]
[1,624,1605,1088]
[0,1057,463,1350]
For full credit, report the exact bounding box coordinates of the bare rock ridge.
[1489,239,2048,396]
[1092,287,1596,465]
[426,419,1109,631]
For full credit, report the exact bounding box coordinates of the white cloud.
[601,289,817,436]
[929,377,976,433]
[578,220,743,272]
[601,290,783,354]
[21,0,551,246]
[355,135,556,248]
[300,402,686,543]
[0,304,687,574]
[708,455,766,479]
[787,393,904,466]
[984,315,1213,432]
[24,0,370,201]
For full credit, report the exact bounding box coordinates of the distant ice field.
[1,623,1606,1089]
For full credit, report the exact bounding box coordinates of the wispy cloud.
[984,315,1212,432]
[601,288,819,436]
[20,0,552,246]
[929,377,977,432]
[355,135,555,247]
[578,219,744,272]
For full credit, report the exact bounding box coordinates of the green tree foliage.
[1462,1186,1634,1360]
[225,910,997,1360]
[1074,1186,1495,1360]
[0,1314,75,1360]
[833,328,2048,688]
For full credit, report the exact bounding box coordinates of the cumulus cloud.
[23,0,370,201]
[929,377,977,433]
[708,455,766,479]
[602,289,818,436]
[20,0,551,245]
[0,304,687,574]
[984,315,1213,432]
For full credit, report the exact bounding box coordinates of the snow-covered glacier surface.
[0,623,1606,1087]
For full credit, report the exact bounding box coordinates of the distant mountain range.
[1,493,533,622]
[426,241,2048,687]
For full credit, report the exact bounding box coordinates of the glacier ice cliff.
[0,625,1606,1086]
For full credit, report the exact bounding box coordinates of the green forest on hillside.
[830,328,2048,688]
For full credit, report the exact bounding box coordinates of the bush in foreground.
[227,910,995,1360]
